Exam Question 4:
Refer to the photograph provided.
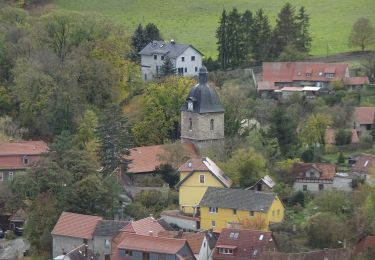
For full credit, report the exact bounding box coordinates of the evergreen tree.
[241,10,254,64]
[216,10,229,69]
[273,3,298,57]
[160,56,175,77]
[131,23,145,54]
[295,6,312,53]
[97,105,133,176]
[226,8,242,68]
[251,9,272,64]
[144,23,162,43]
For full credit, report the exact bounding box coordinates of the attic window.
[219,248,233,255]
[306,73,311,77]
[259,234,264,240]
[318,72,323,76]
[229,232,239,240]
[199,174,205,183]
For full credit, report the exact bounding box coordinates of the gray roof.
[64,244,98,260]
[138,40,203,59]
[199,187,277,212]
[181,66,225,113]
[93,220,129,237]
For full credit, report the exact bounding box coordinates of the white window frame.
[219,248,233,255]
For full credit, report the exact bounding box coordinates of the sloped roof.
[177,157,232,188]
[199,187,277,213]
[257,81,279,91]
[292,162,336,180]
[355,107,375,125]
[181,66,224,114]
[247,175,276,190]
[139,40,203,58]
[351,154,375,175]
[262,62,349,83]
[212,228,275,260]
[62,244,98,260]
[10,209,27,222]
[354,235,375,255]
[93,220,129,237]
[344,77,370,85]
[128,143,198,174]
[0,141,48,156]
[51,212,103,240]
[157,231,206,254]
[121,217,167,236]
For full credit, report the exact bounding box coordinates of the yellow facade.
[179,171,225,214]
[200,196,284,232]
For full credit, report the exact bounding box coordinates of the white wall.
[332,177,352,191]
[196,236,213,260]
[160,214,198,231]
[52,235,93,258]
[175,47,202,77]
[293,181,333,192]
[141,54,176,81]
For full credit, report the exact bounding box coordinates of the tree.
[241,10,254,64]
[348,18,375,51]
[144,23,162,43]
[220,147,268,187]
[251,9,272,64]
[313,190,353,217]
[160,56,175,77]
[97,105,133,176]
[154,163,179,188]
[226,8,244,68]
[335,129,352,145]
[298,113,332,146]
[131,23,145,54]
[216,10,229,69]
[131,23,162,59]
[295,6,312,53]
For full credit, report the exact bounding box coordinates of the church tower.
[180,66,225,153]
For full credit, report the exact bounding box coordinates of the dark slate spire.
[181,67,224,113]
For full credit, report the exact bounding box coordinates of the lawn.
[54,0,375,58]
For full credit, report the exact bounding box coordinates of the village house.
[246,175,275,192]
[351,154,375,185]
[354,107,375,137]
[199,187,284,232]
[353,235,375,258]
[0,140,48,196]
[292,162,353,192]
[54,244,98,260]
[257,62,369,98]
[212,228,277,260]
[325,128,359,146]
[176,157,232,215]
[139,40,203,81]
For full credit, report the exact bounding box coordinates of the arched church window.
[189,118,192,130]
[210,119,214,130]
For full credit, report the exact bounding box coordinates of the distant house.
[139,40,203,80]
[354,107,375,137]
[51,212,103,258]
[353,235,375,258]
[176,157,233,215]
[351,154,375,184]
[199,187,284,232]
[246,175,275,192]
[258,62,369,97]
[212,228,277,260]
[54,244,99,260]
[0,140,48,195]
[292,162,352,192]
[325,128,359,145]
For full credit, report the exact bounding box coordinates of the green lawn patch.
[54,0,375,58]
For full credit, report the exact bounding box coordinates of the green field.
[54,0,375,58]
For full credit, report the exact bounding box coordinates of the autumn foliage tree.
[349,18,375,51]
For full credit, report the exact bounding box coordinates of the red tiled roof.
[292,163,336,180]
[212,228,275,260]
[257,81,279,91]
[351,154,375,175]
[157,230,205,254]
[325,128,359,145]
[51,212,103,239]
[262,62,349,83]
[354,236,375,255]
[355,107,375,125]
[128,143,198,174]
[344,77,370,85]
[120,217,167,236]
[117,233,189,255]
[0,141,48,156]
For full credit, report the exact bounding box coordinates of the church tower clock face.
[188,101,193,111]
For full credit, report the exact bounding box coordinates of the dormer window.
[23,156,30,165]
[218,248,234,255]
[325,73,334,78]
[306,73,311,77]
[188,101,193,111]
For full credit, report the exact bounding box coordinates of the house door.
[178,67,184,75]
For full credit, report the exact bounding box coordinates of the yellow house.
[176,157,232,215]
[199,187,284,232]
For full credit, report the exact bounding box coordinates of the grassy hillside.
[54,0,375,58]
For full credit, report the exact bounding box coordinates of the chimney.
[170,39,175,44]
[149,231,154,236]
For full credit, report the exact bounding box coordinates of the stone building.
[180,66,224,153]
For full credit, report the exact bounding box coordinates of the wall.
[174,47,202,76]
[293,181,333,192]
[332,177,352,191]
[197,237,213,260]
[179,171,224,214]
[161,214,198,231]
[200,196,284,232]
[181,112,224,142]
[93,236,112,260]
[141,54,176,81]
[52,235,93,257]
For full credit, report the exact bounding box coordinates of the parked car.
[0,227,4,238]
[15,227,23,236]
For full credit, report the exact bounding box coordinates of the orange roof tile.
[344,77,370,85]
[354,236,375,255]
[292,163,336,180]
[0,141,48,156]
[128,143,198,174]
[157,230,205,254]
[120,217,167,236]
[355,107,375,125]
[351,154,375,175]
[51,212,103,239]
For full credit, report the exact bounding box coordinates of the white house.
[139,40,203,80]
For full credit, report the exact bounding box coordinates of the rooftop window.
[219,248,233,255]
[229,232,239,240]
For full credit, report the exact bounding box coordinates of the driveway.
[0,237,30,259]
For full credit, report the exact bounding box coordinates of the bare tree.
[348,18,375,51]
